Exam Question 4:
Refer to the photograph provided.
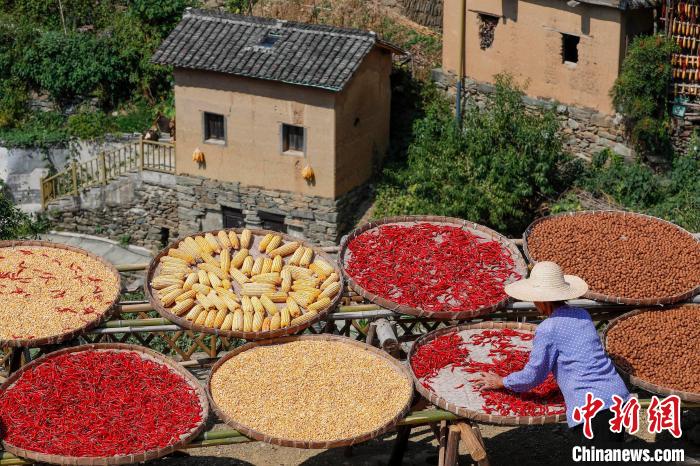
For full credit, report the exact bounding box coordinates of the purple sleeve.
[503,324,556,393]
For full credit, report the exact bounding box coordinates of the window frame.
[202,111,227,146]
[258,210,287,233]
[280,123,306,156]
[222,206,245,229]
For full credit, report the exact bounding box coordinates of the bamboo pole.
[71,162,78,196]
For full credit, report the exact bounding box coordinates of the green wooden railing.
[40,138,175,208]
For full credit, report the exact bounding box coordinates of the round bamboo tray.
[523,210,700,306]
[0,240,121,348]
[0,343,210,465]
[603,306,700,403]
[409,321,567,426]
[339,216,527,320]
[147,228,343,340]
[206,334,414,448]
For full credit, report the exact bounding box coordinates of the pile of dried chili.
[345,223,520,313]
[410,332,470,385]
[0,350,203,457]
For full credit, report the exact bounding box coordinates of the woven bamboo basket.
[206,334,414,449]
[147,228,343,341]
[0,343,210,465]
[0,240,121,348]
[603,306,700,403]
[409,322,568,426]
[523,210,700,306]
[339,216,527,321]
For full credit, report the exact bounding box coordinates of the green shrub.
[583,149,660,207]
[0,78,28,128]
[0,111,70,148]
[67,110,116,140]
[0,180,48,239]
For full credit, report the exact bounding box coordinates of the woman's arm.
[502,324,557,393]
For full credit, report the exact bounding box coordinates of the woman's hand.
[473,372,504,390]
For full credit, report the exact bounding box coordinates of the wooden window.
[258,211,287,233]
[222,206,245,229]
[562,34,579,64]
[204,112,225,143]
[282,124,305,154]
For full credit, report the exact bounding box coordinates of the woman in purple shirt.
[474,261,630,445]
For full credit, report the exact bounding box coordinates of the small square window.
[204,112,225,143]
[222,206,245,229]
[562,34,579,64]
[282,124,305,154]
[258,211,287,233]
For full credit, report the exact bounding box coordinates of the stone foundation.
[431,68,634,161]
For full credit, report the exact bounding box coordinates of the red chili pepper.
[18,249,33,255]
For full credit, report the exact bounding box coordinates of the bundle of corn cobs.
[150,230,341,333]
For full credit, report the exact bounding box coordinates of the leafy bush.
[67,110,116,140]
[0,111,70,148]
[611,35,676,161]
[583,149,660,207]
[0,181,48,239]
[0,78,28,128]
[374,75,575,235]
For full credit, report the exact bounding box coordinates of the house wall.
[174,69,337,198]
[442,0,626,114]
[334,48,393,197]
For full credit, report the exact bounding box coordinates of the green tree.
[0,181,42,240]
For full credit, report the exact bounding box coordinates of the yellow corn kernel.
[252,311,264,332]
[220,248,231,274]
[220,294,240,312]
[213,308,228,328]
[175,289,197,302]
[308,262,328,280]
[198,262,227,280]
[199,251,220,269]
[183,272,198,291]
[241,256,254,275]
[160,265,190,275]
[160,288,183,307]
[291,284,320,293]
[285,265,314,280]
[191,283,212,295]
[291,310,318,326]
[184,237,202,258]
[250,257,264,276]
[307,296,332,312]
[251,272,281,285]
[217,230,232,250]
[262,317,271,331]
[204,308,218,327]
[241,295,254,314]
[313,259,335,277]
[171,298,195,316]
[220,312,234,331]
[228,230,240,249]
[264,291,288,303]
[216,287,238,302]
[281,268,292,292]
[194,236,214,255]
[251,296,265,315]
[231,248,249,268]
[243,311,254,332]
[289,291,318,307]
[270,313,281,331]
[258,233,274,252]
[265,235,282,254]
[241,282,275,296]
[320,273,339,290]
[221,278,232,290]
[280,307,290,327]
[288,247,304,265]
[271,255,283,273]
[196,292,213,310]
[157,284,181,297]
[259,294,278,315]
[286,297,301,318]
[185,304,204,321]
[208,291,228,313]
[167,248,194,264]
[197,270,210,287]
[268,241,299,257]
[194,308,209,326]
[205,233,221,253]
[299,247,314,267]
[229,267,250,286]
[261,257,273,274]
[232,309,244,331]
[151,277,184,290]
[240,229,252,249]
[208,272,222,289]
[160,255,187,266]
[319,281,341,299]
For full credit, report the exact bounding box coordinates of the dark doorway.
[258,211,287,233]
[222,207,245,229]
[159,227,170,248]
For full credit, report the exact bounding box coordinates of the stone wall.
[431,68,634,161]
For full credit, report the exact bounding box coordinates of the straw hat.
[505,261,588,302]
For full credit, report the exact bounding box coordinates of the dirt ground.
[155,420,700,466]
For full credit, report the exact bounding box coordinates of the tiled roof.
[576,0,658,8]
[152,9,401,92]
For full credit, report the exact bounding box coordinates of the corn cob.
[160,288,184,307]
[157,284,181,297]
[280,307,291,327]
[160,265,190,275]
[251,272,281,285]
[220,294,240,312]
[271,255,283,273]
[261,258,273,274]
[220,248,231,274]
[281,268,292,292]
[286,297,302,318]
[204,309,218,327]
[192,283,212,295]
[289,291,318,307]
[291,310,318,326]
[308,262,328,279]
[185,304,204,321]
[208,291,228,313]
[243,311,254,332]
[288,247,304,265]
[232,309,244,331]
[292,277,321,287]
[199,262,227,280]
[240,229,252,249]
[241,256,254,275]
[205,233,221,253]
[251,257,264,276]
[214,308,228,328]
[199,251,220,269]
[285,265,314,280]
[265,236,282,254]
[160,255,187,266]
[216,287,238,302]
[208,272,222,289]
[151,277,184,289]
[196,292,213,310]
[221,278,232,290]
[231,248,249,268]
[229,267,250,286]
[241,282,275,296]
[220,312,234,331]
[197,270,210,287]
[262,317,271,331]
[251,296,265,315]
[268,241,300,257]
[264,291,288,303]
[175,289,197,302]
[217,230,232,250]
[291,284,320,293]
[320,273,339,290]
[228,230,240,249]
[183,272,198,291]
[259,294,278,315]
[167,248,194,264]
[183,237,202,259]
[171,298,195,316]
[299,247,314,266]
[194,236,214,255]
[307,296,332,312]
[319,281,341,299]
[241,295,254,314]
[258,233,274,252]
[252,311,264,332]
[312,259,335,277]
[195,309,209,326]
[270,313,281,331]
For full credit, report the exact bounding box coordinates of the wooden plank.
[444,425,461,466]
[456,422,488,463]
[437,421,448,466]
